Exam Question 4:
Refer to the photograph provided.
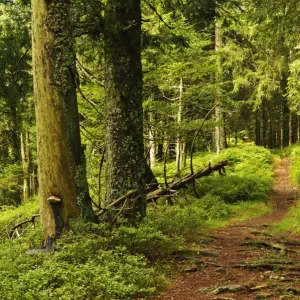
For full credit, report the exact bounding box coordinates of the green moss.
[46,1,75,96]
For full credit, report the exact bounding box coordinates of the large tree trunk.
[104,0,146,221]
[32,0,86,241]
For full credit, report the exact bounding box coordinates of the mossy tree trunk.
[104,0,146,221]
[31,0,95,240]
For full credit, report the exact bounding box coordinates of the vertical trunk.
[32,0,82,240]
[283,103,290,148]
[255,111,261,146]
[104,0,146,221]
[269,111,274,148]
[288,111,298,145]
[157,130,164,161]
[176,78,183,173]
[9,105,21,163]
[181,142,187,170]
[280,99,290,149]
[215,20,225,154]
[149,111,156,169]
[298,116,300,142]
[280,103,284,150]
[30,168,37,197]
[261,101,268,147]
[21,130,31,201]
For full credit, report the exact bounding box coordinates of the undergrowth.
[0,145,275,299]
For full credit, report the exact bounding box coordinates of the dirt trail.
[155,158,300,300]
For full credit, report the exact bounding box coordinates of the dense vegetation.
[1,0,300,298]
[0,145,275,299]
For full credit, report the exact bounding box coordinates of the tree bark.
[32,0,83,240]
[21,130,31,201]
[176,78,183,173]
[104,0,146,221]
[149,111,156,169]
[215,20,225,154]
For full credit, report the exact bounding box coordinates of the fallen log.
[95,160,228,216]
[147,160,228,202]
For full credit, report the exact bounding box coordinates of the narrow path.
[155,158,300,300]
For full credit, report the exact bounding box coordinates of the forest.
[1,0,300,299]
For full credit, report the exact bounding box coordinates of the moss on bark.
[104,0,146,221]
[31,0,95,240]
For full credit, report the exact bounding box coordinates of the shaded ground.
[155,158,300,300]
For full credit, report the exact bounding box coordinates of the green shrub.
[0,221,166,300]
[111,223,179,259]
[198,173,271,203]
[287,145,300,185]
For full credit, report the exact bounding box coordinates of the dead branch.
[0,213,24,239]
[9,214,40,238]
[95,189,137,217]
[94,160,228,216]
[147,160,228,202]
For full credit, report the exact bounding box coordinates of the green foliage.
[0,198,39,227]
[283,144,300,185]
[153,145,274,204]
[0,145,275,299]
[0,218,166,300]
[0,242,162,300]
[0,163,23,205]
[196,146,274,203]
[274,203,300,235]
[230,200,272,222]
[199,173,271,203]
[112,222,179,259]
[145,194,233,239]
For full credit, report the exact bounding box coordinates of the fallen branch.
[95,161,228,216]
[147,160,228,202]
[9,214,40,238]
[95,189,137,217]
[0,213,24,238]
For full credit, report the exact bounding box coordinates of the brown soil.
[154,158,300,300]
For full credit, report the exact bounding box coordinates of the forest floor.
[154,158,300,300]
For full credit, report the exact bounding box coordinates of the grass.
[230,200,272,223]
[272,205,300,235]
